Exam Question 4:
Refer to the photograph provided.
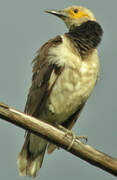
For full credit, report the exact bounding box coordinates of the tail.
[18,132,47,178]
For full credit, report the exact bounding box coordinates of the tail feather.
[18,132,47,177]
[27,149,46,177]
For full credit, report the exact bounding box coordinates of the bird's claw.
[64,130,88,150]
[75,135,88,144]
[56,124,88,150]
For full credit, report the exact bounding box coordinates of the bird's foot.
[75,135,88,144]
[65,131,88,150]
[56,124,88,150]
[64,130,76,150]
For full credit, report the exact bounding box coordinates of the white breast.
[41,35,100,124]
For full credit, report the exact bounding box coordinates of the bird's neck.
[65,20,103,57]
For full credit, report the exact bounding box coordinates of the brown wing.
[47,103,85,154]
[24,36,62,116]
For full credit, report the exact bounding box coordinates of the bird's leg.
[65,131,88,150]
[56,124,88,150]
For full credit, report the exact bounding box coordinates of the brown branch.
[0,102,117,177]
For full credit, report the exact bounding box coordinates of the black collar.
[65,20,103,56]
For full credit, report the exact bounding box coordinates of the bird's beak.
[45,10,68,19]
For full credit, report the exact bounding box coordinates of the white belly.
[41,60,99,124]
[40,35,100,124]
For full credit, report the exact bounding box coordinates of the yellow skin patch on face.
[66,8,90,19]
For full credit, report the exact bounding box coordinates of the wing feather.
[24,36,62,116]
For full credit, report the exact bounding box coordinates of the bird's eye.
[74,9,78,13]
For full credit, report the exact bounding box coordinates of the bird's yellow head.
[45,6,96,29]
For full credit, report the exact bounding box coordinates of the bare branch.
[0,102,117,177]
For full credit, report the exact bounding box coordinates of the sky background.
[0,0,117,179]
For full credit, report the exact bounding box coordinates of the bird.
[18,5,103,178]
